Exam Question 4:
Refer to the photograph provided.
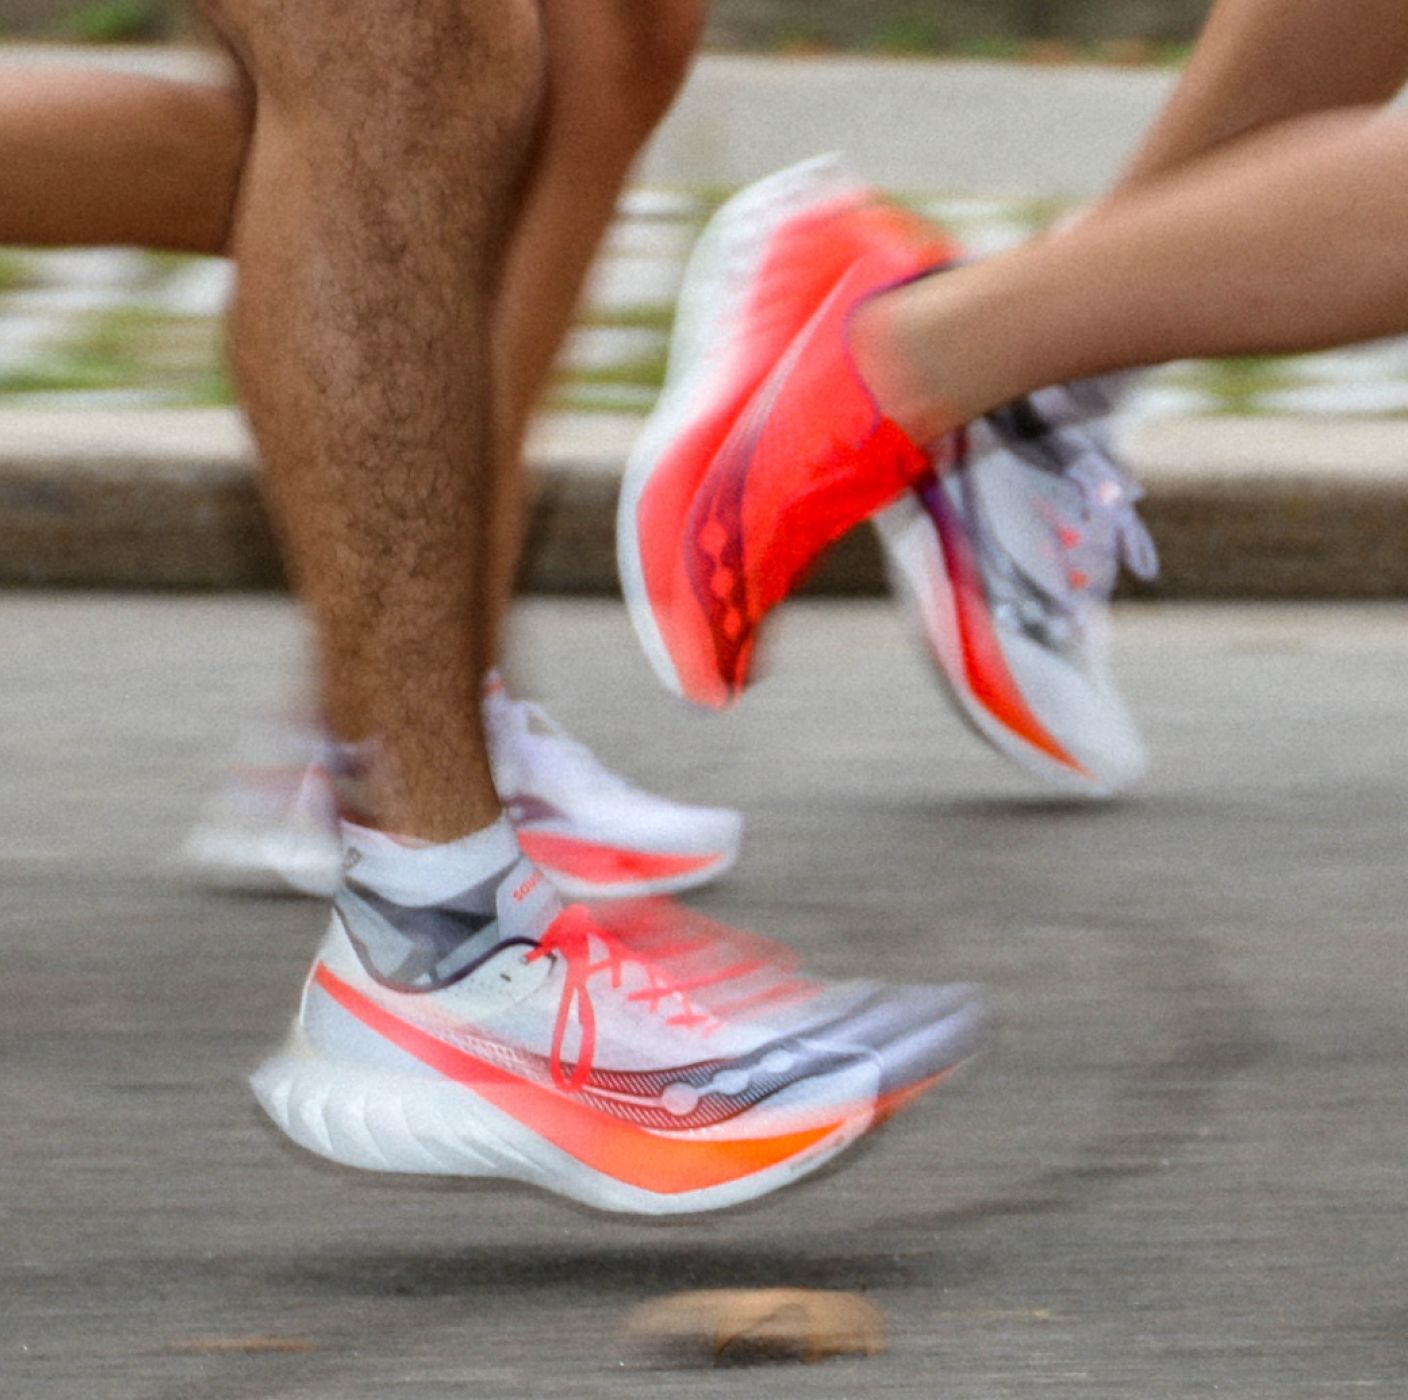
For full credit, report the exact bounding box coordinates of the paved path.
[3,596,1405,1398]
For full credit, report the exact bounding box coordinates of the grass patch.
[0,305,230,405]
[59,0,174,43]
[1010,194,1077,232]
[0,249,35,294]
[947,35,1028,62]
[1162,355,1302,415]
[547,388,658,416]
[578,302,676,334]
[566,345,669,393]
[863,17,948,56]
[136,250,212,286]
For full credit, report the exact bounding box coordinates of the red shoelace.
[524,903,812,1094]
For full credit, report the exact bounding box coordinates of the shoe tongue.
[965,431,1078,606]
[338,852,561,991]
[493,855,563,943]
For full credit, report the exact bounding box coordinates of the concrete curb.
[1,409,1406,598]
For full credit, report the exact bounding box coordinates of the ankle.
[849,285,964,447]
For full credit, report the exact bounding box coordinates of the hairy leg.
[0,4,704,688]
[855,110,1408,442]
[203,0,542,841]
[481,0,706,677]
[0,67,249,252]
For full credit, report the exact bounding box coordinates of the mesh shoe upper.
[876,392,1157,793]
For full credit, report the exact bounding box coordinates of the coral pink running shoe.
[619,157,958,707]
[252,850,986,1215]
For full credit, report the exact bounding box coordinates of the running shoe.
[183,682,744,899]
[179,719,341,896]
[873,398,1158,794]
[619,156,958,707]
[252,857,986,1215]
[483,677,742,899]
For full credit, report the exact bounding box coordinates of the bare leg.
[0,67,249,252]
[1119,0,1408,185]
[0,5,704,688]
[855,110,1408,442]
[481,0,706,678]
[203,0,542,841]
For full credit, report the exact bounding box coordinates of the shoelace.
[974,407,1159,620]
[525,905,717,1093]
[1063,449,1160,596]
[523,905,808,1094]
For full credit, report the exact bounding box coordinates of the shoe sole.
[186,832,737,904]
[251,1022,876,1216]
[518,836,740,902]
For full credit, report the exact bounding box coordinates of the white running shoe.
[483,678,742,900]
[252,849,986,1215]
[179,721,341,896]
[874,396,1158,796]
[183,683,743,899]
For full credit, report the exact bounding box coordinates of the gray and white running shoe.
[874,394,1157,796]
[253,861,987,1215]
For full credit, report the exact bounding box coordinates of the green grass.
[0,305,232,405]
[1160,355,1303,415]
[59,0,174,43]
[751,27,1192,67]
[862,17,948,56]
[579,302,676,334]
[565,345,670,393]
[547,388,660,416]
[0,250,34,294]
[947,35,1029,62]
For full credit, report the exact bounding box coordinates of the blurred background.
[5,1,1215,50]
[8,0,1408,430]
[5,11,1407,1397]
[8,0,1408,432]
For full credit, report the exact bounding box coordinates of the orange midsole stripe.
[516,831,719,887]
[312,963,848,1196]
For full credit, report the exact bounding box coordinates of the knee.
[198,0,542,140]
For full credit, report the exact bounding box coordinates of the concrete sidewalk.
[2,407,1406,598]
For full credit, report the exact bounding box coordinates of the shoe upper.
[484,686,743,859]
[620,156,958,707]
[304,896,910,1135]
[979,400,1158,612]
[877,395,1157,794]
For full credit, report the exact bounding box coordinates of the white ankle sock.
[341,814,522,907]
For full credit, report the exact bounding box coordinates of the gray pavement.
[3,595,1406,1398]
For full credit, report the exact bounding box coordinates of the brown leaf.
[626,1287,885,1366]
[165,1335,317,1355]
